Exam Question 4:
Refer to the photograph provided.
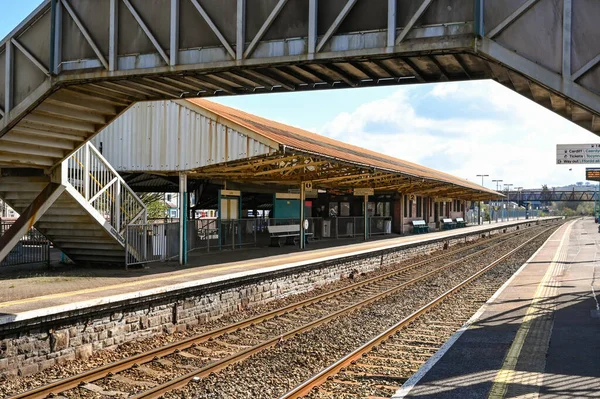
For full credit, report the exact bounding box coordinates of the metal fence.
[466,209,541,224]
[125,222,179,267]
[370,216,393,236]
[125,215,394,265]
[1,222,50,267]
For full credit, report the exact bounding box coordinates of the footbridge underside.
[1,0,599,169]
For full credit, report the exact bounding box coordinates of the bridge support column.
[0,183,64,264]
[179,173,188,265]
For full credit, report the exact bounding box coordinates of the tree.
[139,193,168,219]
[540,184,551,206]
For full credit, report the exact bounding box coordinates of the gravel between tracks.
[163,225,558,399]
[1,235,491,397]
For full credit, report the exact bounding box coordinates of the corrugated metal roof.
[92,101,276,172]
[186,99,499,197]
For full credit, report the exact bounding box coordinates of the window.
[409,199,413,218]
[416,197,422,218]
[376,202,391,217]
[340,202,350,217]
[403,195,408,218]
[166,194,172,202]
[328,202,338,217]
[169,208,179,218]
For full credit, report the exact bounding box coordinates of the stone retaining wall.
[0,220,546,377]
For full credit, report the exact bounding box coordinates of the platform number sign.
[586,168,600,182]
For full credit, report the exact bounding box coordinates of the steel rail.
[130,225,552,399]
[10,223,544,399]
[278,225,555,399]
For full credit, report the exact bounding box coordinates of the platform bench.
[442,218,457,230]
[411,220,429,234]
[267,225,313,247]
[455,217,466,228]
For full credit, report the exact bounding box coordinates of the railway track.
[279,226,556,399]
[10,222,557,399]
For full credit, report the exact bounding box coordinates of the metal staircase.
[0,142,146,266]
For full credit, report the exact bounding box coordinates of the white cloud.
[319,81,598,190]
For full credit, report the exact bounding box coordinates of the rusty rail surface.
[278,226,555,399]
[10,223,546,399]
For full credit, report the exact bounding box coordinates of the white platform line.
[392,219,572,399]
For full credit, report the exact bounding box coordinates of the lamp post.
[476,174,489,225]
[515,187,523,219]
[504,183,513,221]
[492,179,503,222]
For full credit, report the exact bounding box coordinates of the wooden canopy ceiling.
[187,150,500,201]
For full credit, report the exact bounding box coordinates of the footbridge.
[509,189,599,204]
[1,0,600,170]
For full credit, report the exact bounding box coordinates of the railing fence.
[1,222,50,267]
[65,142,147,239]
[125,222,179,267]
[125,216,393,266]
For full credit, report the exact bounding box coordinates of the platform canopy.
[175,99,500,201]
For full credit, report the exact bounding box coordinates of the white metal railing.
[126,222,179,267]
[63,142,147,239]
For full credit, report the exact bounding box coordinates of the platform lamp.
[504,183,514,221]
[515,187,523,220]
[492,179,503,222]
[476,174,489,225]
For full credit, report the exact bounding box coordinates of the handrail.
[63,142,147,239]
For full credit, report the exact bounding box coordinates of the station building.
[91,98,499,262]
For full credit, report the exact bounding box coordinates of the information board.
[354,188,374,196]
[556,144,600,164]
[586,168,600,182]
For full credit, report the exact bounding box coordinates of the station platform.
[0,218,552,327]
[395,217,600,399]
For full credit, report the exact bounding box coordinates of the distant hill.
[528,183,597,191]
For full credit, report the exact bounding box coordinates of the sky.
[3,1,599,191]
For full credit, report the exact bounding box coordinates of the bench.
[411,220,429,234]
[442,218,457,230]
[267,224,313,247]
[455,217,466,228]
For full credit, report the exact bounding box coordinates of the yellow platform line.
[0,221,530,310]
[0,235,425,309]
[487,220,572,399]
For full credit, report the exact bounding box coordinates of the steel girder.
[0,0,599,170]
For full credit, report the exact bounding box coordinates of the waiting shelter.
[93,99,500,265]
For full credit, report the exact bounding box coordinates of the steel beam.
[316,0,358,53]
[4,39,12,113]
[480,38,600,124]
[308,0,317,58]
[190,0,236,59]
[236,0,245,61]
[244,0,289,59]
[0,183,65,264]
[109,0,118,71]
[122,0,170,66]
[170,0,179,66]
[572,54,600,82]
[395,0,433,45]
[562,0,572,79]
[61,0,109,70]
[387,0,396,50]
[487,0,540,39]
[11,39,50,76]
[52,0,62,74]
